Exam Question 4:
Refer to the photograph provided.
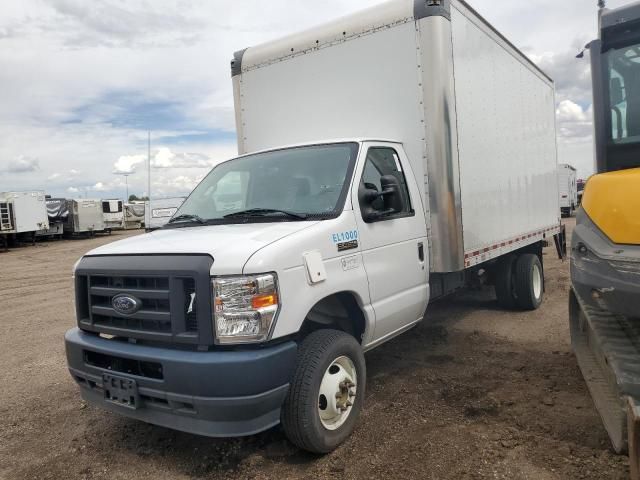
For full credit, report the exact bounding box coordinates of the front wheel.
[282,329,366,453]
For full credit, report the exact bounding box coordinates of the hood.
[86,221,319,272]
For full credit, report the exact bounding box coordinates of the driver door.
[352,143,429,343]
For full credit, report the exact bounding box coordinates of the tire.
[282,329,366,454]
[494,254,518,309]
[514,253,544,310]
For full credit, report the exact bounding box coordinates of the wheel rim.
[532,263,542,300]
[318,356,357,431]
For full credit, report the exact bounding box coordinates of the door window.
[359,147,413,219]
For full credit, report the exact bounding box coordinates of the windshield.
[605,40,640,144]
[170,143,358,225]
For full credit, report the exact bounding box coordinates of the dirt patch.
[0,219,629,479]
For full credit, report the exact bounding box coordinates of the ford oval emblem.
[112,294,142,315]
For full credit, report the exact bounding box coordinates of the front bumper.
[65,328,297,437]
[571,209,640,318]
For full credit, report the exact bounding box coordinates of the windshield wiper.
[168,214,207,225]
[224,208,308,220]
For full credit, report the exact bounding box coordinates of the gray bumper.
[65,328,297,437]
[571,209,640,318]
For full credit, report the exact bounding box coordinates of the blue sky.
[0,0,632,199]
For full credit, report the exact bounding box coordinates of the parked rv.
[102,200,124,232]
[65,0,564,453]
[64,199,105,235]
[36,197,68,239]
[558,164,578,217]
[124,203,145,230]
[144,197,185,230]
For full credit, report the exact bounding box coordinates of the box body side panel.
[11,192,49,233]
[450,5,560,256]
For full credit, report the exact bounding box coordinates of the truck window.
[172,143,359,223]
[360,147,412,216]
[606,41,640,143]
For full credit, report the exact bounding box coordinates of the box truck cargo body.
[233,0,560,272]
[558,164,578,217]
[65,0,564,453]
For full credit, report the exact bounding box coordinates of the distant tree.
[129,195,149,202]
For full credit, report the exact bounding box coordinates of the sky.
[0,0,630,200]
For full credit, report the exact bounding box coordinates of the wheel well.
[299,293,367,344]
[486,242,544,285]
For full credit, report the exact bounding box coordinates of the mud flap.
[554,224,567,260]
[629,398,640,480]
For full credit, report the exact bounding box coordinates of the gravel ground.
[0,219,629,479]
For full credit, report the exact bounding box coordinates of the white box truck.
[558,163,578,217]
[65,0,564,453]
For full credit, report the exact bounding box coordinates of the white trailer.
[144,197,185,230]
[0,191,48,233]
[558,164,578,217]
[65,199,105,235]
[102,200,125,232]
[66,0,565,453]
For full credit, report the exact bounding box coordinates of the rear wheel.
[282,329,365,453]
[514,253,544,310]
[494,254,517,309]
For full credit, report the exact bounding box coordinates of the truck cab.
[66,139,432,451]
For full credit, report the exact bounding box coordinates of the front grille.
[88,275,173,333]
[75,255,214,345]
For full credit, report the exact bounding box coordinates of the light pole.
[115,172,135,202]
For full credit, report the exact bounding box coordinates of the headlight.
[212,273,279,344]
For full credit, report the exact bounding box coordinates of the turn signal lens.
[252,293,278,309]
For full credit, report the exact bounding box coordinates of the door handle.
[418,242,425,262]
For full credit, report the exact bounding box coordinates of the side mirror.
[380,175,404,213]
[358,175,406,222]
[611,77,625,106]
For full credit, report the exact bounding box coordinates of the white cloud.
[2,0,630,194]
[6,156,40,173]
[557,100,593,143]
[113,147,217,175]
